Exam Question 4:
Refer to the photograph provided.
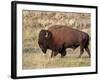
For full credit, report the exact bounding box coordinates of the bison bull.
[38,25,90,58]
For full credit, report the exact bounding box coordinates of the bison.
[38,25,90,58]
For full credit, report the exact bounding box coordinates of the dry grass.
[22,48,91,69]
[22,10,91,69]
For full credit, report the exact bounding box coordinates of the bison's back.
[48,25,89,47]
[48,25,80,41]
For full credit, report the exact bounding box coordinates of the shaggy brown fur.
[38,25,90,58]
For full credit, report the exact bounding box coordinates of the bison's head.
[38,30,52,54]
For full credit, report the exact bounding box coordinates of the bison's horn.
[45,32,48,38]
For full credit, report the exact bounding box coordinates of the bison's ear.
[45,30,52,40]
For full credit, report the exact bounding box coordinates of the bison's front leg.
[61,50,66,58]
[78,44,84,58]
[51,51,58,58]
[51,51,54,58]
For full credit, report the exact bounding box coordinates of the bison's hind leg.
[85,46,91,58]
[78,48,84,58]
[78,43,84,58]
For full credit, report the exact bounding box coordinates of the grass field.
[22,10,91,69]
[22,47,91,69]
